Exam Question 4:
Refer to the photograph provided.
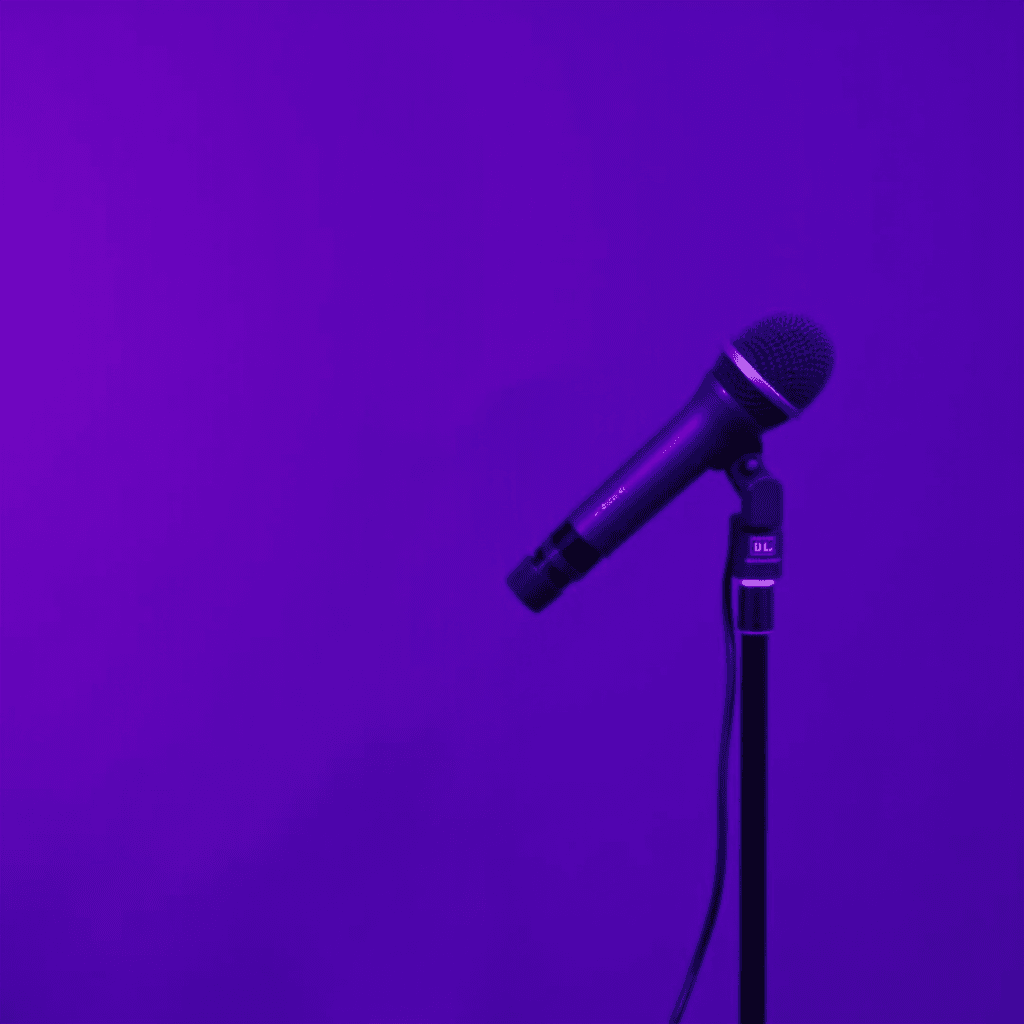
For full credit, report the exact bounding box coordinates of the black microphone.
[507,314,835,611]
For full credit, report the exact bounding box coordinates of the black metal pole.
[722,472,781,1024]
[739,629,768,1024]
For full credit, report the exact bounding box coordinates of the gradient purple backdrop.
[2,3,1022,1022]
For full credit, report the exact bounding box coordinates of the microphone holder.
[725,453,783,1024]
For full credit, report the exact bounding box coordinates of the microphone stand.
[726,454,782,1024]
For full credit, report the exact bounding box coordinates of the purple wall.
[2,3,1021,1022]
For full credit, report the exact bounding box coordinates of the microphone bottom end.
[507,557,563,612]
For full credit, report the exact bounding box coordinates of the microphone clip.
[726,453,783,634]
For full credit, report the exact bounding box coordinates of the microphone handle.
[570,373,760,555]
[507,373,760,612]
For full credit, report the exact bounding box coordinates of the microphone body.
[570,374,758,554]
[507,374,759,612]
[507,314,835,612]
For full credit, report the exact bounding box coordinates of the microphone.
[507,314,834,611]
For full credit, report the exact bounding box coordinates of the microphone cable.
[669,537,737,1022]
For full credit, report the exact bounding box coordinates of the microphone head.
[712,313,835,429]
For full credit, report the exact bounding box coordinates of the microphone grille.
[733,313,835,411]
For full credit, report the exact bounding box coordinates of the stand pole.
[739,630,768,1024]
[727,455,779,1024]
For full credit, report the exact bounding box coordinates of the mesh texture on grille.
[732,314,834,411]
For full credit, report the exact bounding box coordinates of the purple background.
[3,3,1022,1022]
